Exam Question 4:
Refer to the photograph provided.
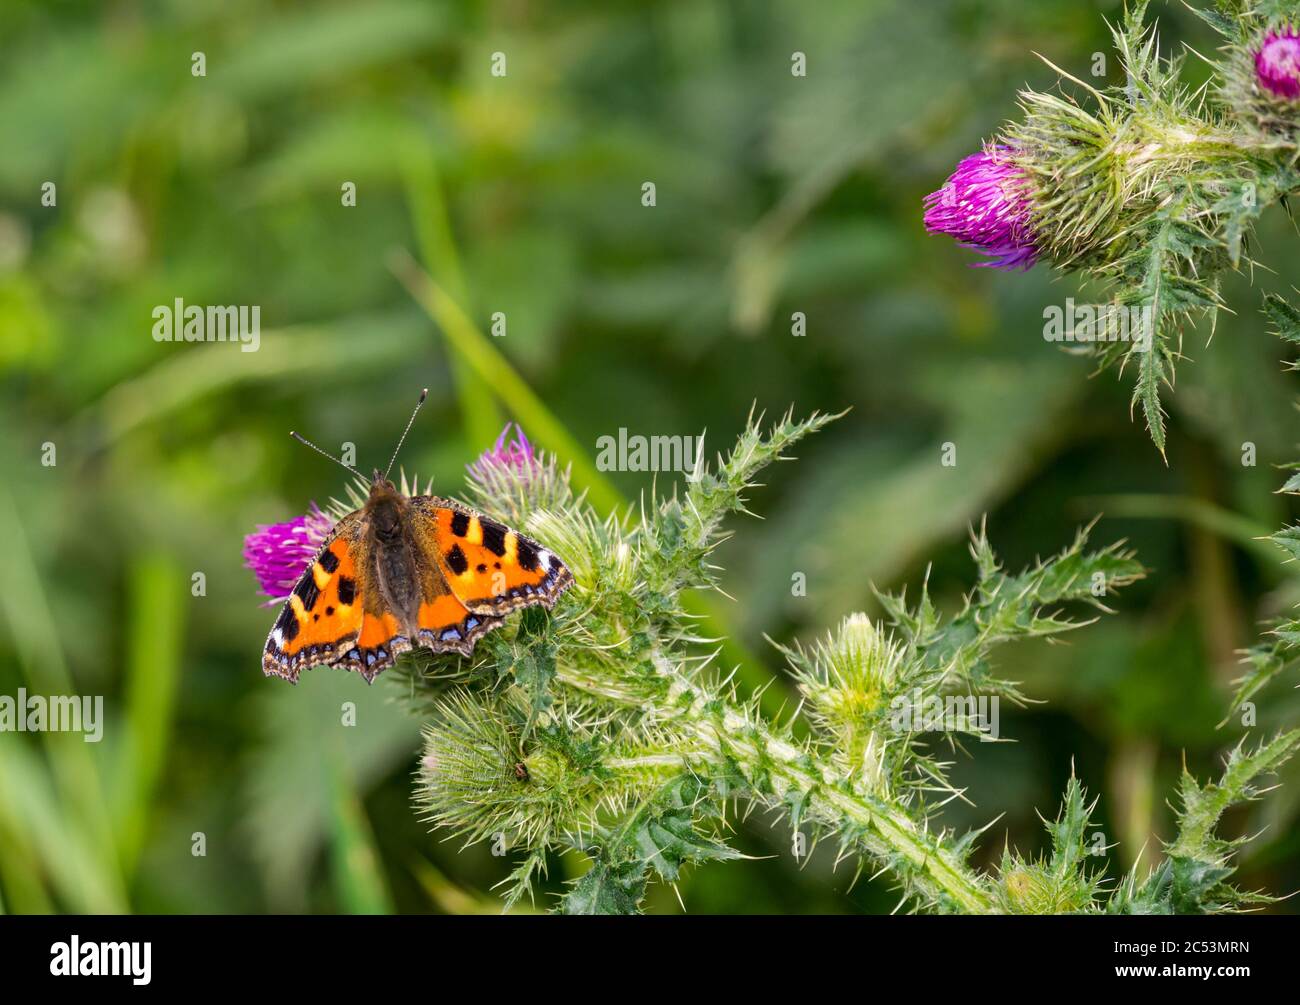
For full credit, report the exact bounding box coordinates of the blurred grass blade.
[220,1,445,101]
[243,670,419,909]
[0,487,125,907]
[0,797,54,913]
[74,317,425,448]
[409,855,537,915]
[392,251,624,515]
[113,551,185,876]
[327,758,394,915]
[0,744,123,912]
[403,142,504,447]
[1086,494,1282,569]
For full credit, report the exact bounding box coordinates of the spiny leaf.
[560,776,742,914]
[508,607,558,728]
[1047,776,1095,878]
[1113,732,1300,913]
[640,810,743,882]
[1223,635,1300,725]
[1185,4,1238,38]
[1264,292,1300,350]
[1271,524,1300,561]
[1168,731,1300,860]
[887,525,1144,694]
[562,860,646,916]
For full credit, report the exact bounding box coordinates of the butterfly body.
[263,473,571,684]
[366,482,424,634]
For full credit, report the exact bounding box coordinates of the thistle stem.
[554,657,996,913]
[686,708,995,914]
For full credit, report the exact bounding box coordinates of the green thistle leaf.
[1111,731,1300,913]
[563,860,646,916]
[1264,291,1300,349]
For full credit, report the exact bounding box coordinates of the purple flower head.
[1256,26,1300,100]
[468,423,539,482]
[243,502,335,604]
[924,145,1039,270]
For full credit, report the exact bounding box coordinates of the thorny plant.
[1225,256,1300,715]
[312,412,1299,915]
[925,0,1300,456]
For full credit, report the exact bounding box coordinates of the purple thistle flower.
[468,423,539,481]
[465,422,569,521]
[243,502,335,604]
[1256,26,1300,100]
[924,145,1039,270]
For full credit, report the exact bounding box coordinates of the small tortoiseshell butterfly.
[262,390,572,683]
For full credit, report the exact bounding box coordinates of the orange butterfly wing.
[262,516,366,682]
[412,590,505,657]
[414,497,573,616]
[331,608,416,682]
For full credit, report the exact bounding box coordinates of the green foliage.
[1225,292,1300,718]
[877,521,1143,697]
[1264,292,1300,353]
[1111,731,1300,913]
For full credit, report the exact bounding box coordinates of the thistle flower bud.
[416,692,590,848]
[999,864,1062,914]
[923,146,1039,270]
[785,614,910,790]
[997,858,1099,915]
[1255,26,1300,100]
[465,423,572,525]
[242,502,334,603]
[794,614,907,713]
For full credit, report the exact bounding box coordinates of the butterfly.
[262,390,573,683]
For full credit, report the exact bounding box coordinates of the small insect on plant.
[254,389,572,683]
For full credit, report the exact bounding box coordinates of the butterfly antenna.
[289,431,366,481]
[384,387,428,480]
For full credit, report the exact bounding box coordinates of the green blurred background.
[2,0,1299,914]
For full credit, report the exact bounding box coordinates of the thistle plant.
[1224,292,1300,712]
[243,411,1298,914]
[925,0,1300,455]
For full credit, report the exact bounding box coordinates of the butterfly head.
[369,468,396,493]
[365,471,407,538]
